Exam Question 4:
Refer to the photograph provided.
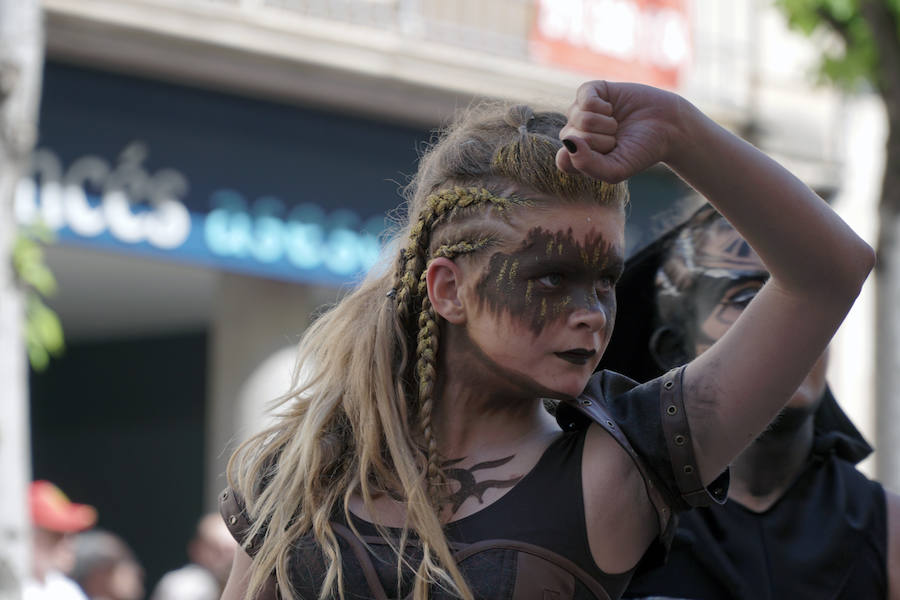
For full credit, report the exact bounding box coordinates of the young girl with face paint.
[218,82,874,600]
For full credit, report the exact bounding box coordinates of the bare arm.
[887,490,900,600]
[558,81,875,484]
[220,547,252,600]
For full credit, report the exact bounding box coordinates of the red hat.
[29,480,97,533]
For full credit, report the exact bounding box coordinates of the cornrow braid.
[415,238,494,508]
[391,188,516,510]
[431,239,496,261]
[394,187,518,328]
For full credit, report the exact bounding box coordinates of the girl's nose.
[569,303,608,333]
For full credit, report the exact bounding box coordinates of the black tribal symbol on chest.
[441,455,523,514]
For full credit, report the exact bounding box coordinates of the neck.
[434,374,558,459]
[728,412,815,512]
[432,324,559,459]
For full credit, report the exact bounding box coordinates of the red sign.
[530,0,691,89]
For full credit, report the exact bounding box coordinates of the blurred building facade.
[21,0,883,589]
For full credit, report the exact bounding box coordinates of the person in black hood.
[613,203,900,600]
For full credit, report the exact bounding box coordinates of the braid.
[416,288,442,500]
[412,237,493,511]
[391,185,513,513]
[431,240,494,260]
[394,187,516,327]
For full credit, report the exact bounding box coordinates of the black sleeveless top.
[624,390,887,600]
[341,430,634,599]
[220,367,730,600]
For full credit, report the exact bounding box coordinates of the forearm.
[220,548,252,600]
[664,99,874,300]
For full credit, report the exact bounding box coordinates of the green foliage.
[12,224,64,371]
[774,0,895,91]
[777,0,857,33]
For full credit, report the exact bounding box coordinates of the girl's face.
[459,200,625,400]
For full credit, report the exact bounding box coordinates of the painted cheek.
[540,286,600,326]
[577,286,616,318]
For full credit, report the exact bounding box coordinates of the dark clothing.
[624,390,887,600]
[340,429,635,600]
[220,367,728,600]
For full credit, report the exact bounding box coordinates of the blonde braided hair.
[414,237,495,503]
[387,187,517,597]
[393,188,518,505]
[394,187,515,327]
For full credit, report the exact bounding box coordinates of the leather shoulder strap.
[218,488,279,599]
[219,487,263,556]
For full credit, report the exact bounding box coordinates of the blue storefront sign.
[17,62,429,286]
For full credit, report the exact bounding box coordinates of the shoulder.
[823,456,888,515]
[575,368,728,512]
[219,487,267,556]
[582,422,659,572]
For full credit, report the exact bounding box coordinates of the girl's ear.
[427,257,466,324]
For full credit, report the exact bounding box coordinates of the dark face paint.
[693,226,760,272]
[665,220,768,356]
[690,277,765,353]
[474,226,623,336]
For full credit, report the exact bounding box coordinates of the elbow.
[863,240,877,274]
[808,237,875,309]
[850,240,876,293]
[831,239,876,309]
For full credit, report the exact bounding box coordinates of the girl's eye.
[537,273,564,288]
[595,277,614,295]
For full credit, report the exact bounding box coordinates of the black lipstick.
[554,348,596,365]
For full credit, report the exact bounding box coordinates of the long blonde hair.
[227,102,629,600]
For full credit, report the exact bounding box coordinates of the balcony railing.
[205,0,534,59]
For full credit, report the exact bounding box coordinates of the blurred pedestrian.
[150,514,236,600]
[24,480,95,600]
[71,529,145,600]
[605,204,900,599]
